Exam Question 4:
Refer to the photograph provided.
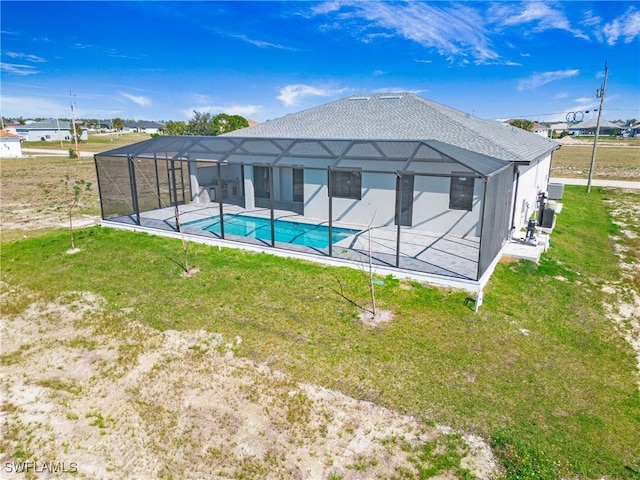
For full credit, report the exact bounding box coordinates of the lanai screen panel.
[95,156,134,219]
[478,165,514,277]
[95,136,512,281]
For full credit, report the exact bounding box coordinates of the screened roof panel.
[344,142,383,159]
[95,136,510,177]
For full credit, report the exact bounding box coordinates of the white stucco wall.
[184,154,490,237]
[301,161,483,236]
[1,139,22,158]
[512,153,552,227]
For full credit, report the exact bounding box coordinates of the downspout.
[510,165,520,231]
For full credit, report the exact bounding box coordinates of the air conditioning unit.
[547,183,564,200]
[541,208,555,229]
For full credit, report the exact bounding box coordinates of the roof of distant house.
[570,119,621,129]
[229,92,559,163]
[17,120,72,130]
[1,130,21,139]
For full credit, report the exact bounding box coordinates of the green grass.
[1,186,639,479]
[21,132,151,152]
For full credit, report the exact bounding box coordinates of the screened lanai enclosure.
[94,135,516,284]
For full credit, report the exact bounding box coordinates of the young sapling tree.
[63,175,92,253]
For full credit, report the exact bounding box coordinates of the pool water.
[185,214,360,249]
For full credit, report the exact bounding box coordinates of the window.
[329,169,361,200]
[449,174,474,211]
[293,168,304,203]
[395,173,414,226]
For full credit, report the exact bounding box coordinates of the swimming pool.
[185,214,361,249]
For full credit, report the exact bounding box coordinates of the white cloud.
[0,95,69,118]
[232,34,297,51]
[490,2,572,32]
[121,92,151,106]
[312,2,499,64]
[277,84,337,107]
[183,104,262,119]
[0,62,39,76]
[603,7,640,45]
[518,69,579,90]
[5,52,47,63]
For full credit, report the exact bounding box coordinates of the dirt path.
[0,283,499,479]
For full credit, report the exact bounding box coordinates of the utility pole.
[70,92,80,158]
[587,62,608,193]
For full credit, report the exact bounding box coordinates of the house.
[1,131,23,157]
[15,120,88,142]
[532,123,550,137]
[568,119,621,136]
[123,121,165,134]
[94,93,559,294]
[549,123,569,137]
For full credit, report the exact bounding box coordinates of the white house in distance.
[15,120,88,142]
[1,131,23,157]
[94,93,559,293]
[123,121,165,134]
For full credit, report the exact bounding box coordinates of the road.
[549,177,639,190]
[20,148,94,158]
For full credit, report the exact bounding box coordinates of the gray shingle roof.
[17,120,72,130]
[571,119,620,129]
[229,92,558,163]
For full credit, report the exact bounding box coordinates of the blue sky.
[1,1,639,124]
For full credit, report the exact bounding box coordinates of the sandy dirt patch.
[602,190,640,389]
[0,283,499,479]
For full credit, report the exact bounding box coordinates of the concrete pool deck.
[101,201,541,294]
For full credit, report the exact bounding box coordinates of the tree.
[509,119,534,132]
[212,114,249,135]
[162,120,189,135]
[62,176,92,253]
[112,117,124,134]
[188,111,215,135]
[69,122,83,143]
[186,111,250,136]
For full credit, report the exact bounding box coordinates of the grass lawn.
[2,185,639,479]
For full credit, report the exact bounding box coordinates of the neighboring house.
[123,121,165,134]
[15,120,88,142]
[532,123,550,137]
[137,121,164,134]
[1,131,23,157]
[3,122,20,135]
[549,123,569,136]
[94,92,559,293]
[568,119,621,136]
